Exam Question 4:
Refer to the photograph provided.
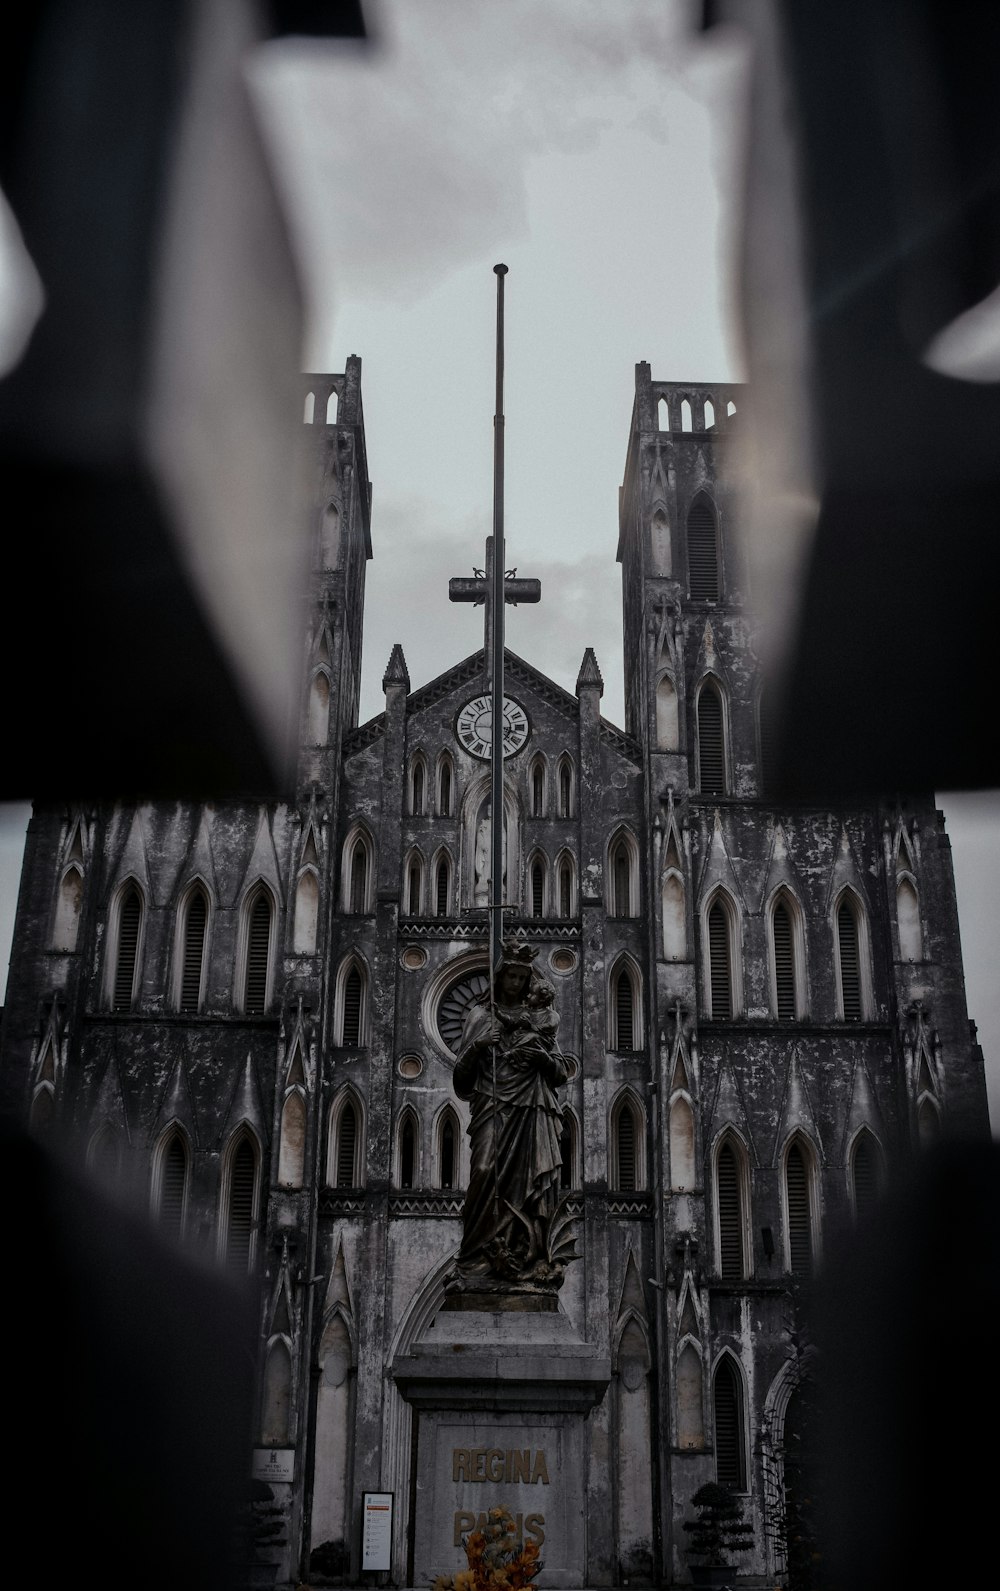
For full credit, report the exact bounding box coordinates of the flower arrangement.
[432,1507,543,1591]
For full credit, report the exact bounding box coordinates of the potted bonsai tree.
[683,1481,755,1588]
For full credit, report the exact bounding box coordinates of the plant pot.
[690,1566,738,1589]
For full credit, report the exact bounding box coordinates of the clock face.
[456,694,529,759]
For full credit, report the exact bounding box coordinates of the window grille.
[440,1117,456,1189]
[179,891,207,1012]
[532,764,544,817]
[688,498,720,600]
[407,863,421,916]
[440,763,452,817]
[337,1103,358,1187]
[412,763,424,815]
[400,1118,415,1188]
[559,764,572,817]
[697,685,726,794]
[713,1358,746,1489]
[342,966,363,1045]
[531,861,544,918]
[350,844,367,913]
[786,1142,813,1277]
[615,967,635,1050]
[616,1104,637,1190]
[772,901,796,1019]
[708,899,732,1018]
[853,1135,879,1219]
[113,886,142,1011]
[244,892,271,1014]
[226,1138,256,1271]
[160,1134,187,1238]
[838,899,862,1019]
[717,1142,743,1279]
[436,860,449,917]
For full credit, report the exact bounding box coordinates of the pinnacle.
[575,648,604,695]
[382,644,410,692]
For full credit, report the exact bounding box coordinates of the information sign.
[362,1491,393,1571]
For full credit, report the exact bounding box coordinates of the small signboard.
[252,1448,295,1483]
[362,1491,394,1571]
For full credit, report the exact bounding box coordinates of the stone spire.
[575,648,604,696]
[382,644,410,693]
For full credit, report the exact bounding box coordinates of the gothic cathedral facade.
[1,358,989,1586]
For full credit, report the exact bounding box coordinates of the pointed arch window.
[293,869,319,955]
[330,1095,363,1188]
[896,877,922,961]
[558,855,574,918]
[435,854,451,917]
[178,886,209,1012]
[697,680,726,794]
[261,1340,292,1446]
[406,855,423,917]
[437,1109,458,1189]
[398,1113,417,1189]
[344,829,373,914]
[559,1111,578,1190]
[706,893,736,1018]
[836,891,869,1020]
[156,1130,189,1238]
[669,1095,696,1190]
[223,1133,259,1272]
[339,961,366,1047]
[558,759,573,818]
[438,757,453,818]
[278,1091,307,1187]
[688,496,720,600]
[111,883,144,1012]
[610,960,641,1051]
[531,760,545,818]
[917,1097,940,1148]
[851,1131,882,1221]
[716,1138,748,1280]
[662,872,686,961]
[656,675,679,751]
[713,1357,747,1490]
[785,1139,816,1278]
[612,1093,644,1191]
[242,888,274,1015]
[530,857,545,918]
[658,395,669,431]
[410,758,425,816]
[308,671,330,744]
[53,864,84,952]
[770,894,803,1020]
[608,831,638,917]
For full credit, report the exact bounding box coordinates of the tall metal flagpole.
[490,263,507,977]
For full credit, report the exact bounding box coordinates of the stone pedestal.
[394,1308,609,1589]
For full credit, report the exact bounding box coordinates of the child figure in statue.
[447,940,576,1298]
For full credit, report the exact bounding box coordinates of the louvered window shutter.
[717,1143,743,1279]
[613,846,630,916]
[714,1359,745,1489]
[400,1119,415,1188]
[342,966,363,1045]
[616,968,635,1050]
[698,686,726,794]
[773,901,796,1019]
[336,1103,358,1187]
[838,900,862,1019]
[532,766,543,816]
[113,887,142,1011]
[786,1142,813,1277]
[179,891,207,1012]
[441,1118,455,1189]
[226,1138,256,1271]
[617,1106,637,1190]
[436,861,449,917]
[853,1136,879,1220]
[560,865,571,918]
[532,862,544,917]
[159,1135,187,1238]
[708,900,732,1018]
[408,864,421,916]
[350,845,367,913]
[244,893,271,1014]
[560,765,571,817]
[688,498,720,600]
[440,763,452,817]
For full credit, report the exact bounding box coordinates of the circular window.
[437,970,491,1053]
[398,1054,423,1079]
[401,946,427,971]
[550,948,577,975]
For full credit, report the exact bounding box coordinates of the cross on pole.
[449,264,540,973]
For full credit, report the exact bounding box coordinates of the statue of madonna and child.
[443,939,578,1308]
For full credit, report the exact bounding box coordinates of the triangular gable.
[238,808,284,909]
[708,1060,757,1163]
[824,822,870,913]
[218,1052,268,1147]
[772,1049,823,1165]
[105,806,152,904]
[841,1055,886,1157]
[758,821,807,915]
[170,807,218,905]
[92,1053,131,1140]
[617,1248,647,1322]
[154,1054,200,1145]
[695,810,749,912]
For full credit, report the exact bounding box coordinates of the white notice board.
[362,1491,393,1571]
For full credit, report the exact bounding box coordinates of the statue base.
[440,1291,558,1312]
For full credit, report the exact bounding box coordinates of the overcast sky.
[0,0,997,1129]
